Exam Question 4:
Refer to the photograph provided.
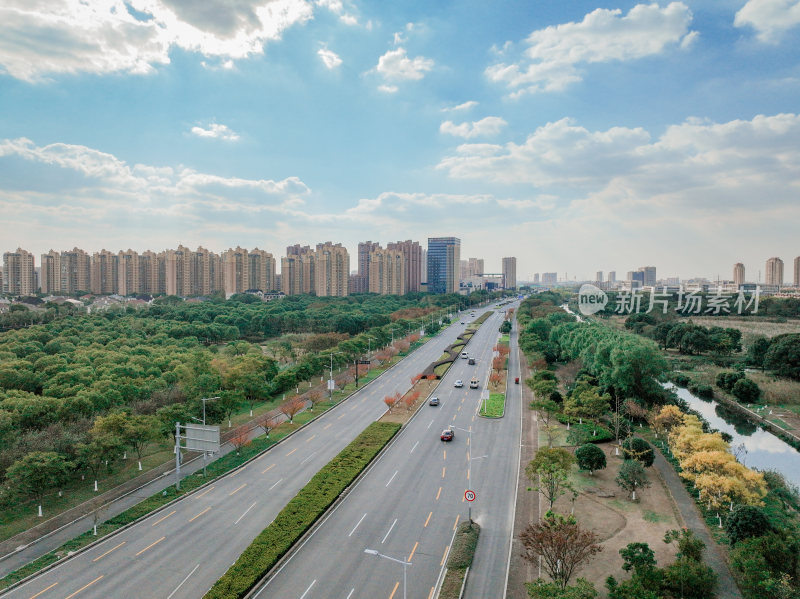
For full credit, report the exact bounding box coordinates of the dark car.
[429,396,440,406]
[468,358,476,365]
[441,428,454,442]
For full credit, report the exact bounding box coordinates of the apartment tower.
[369,248,405,295]
[2,248,35,295]
[387,240,422,292]
[502,257,517,289]
[733,263,745,287]
[765,257,784,287]
[427,237,461,294]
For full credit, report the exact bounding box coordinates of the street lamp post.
[199,396,219,477]
[326,352,343,402]
[364,549,411,599]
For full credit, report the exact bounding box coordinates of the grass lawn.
[479,392,505,418]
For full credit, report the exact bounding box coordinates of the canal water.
[666,383,800,488]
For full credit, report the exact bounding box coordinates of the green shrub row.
[203,422,401,599]
[447,521,480,569]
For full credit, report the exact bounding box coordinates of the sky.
[1,0,799,283]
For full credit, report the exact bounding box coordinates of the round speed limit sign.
[464,490,476,502]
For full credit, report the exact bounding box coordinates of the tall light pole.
[326,352,343,402]
[199,396,219,477]
[364,549,411,599]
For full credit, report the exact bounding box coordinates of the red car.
[441,428,454,442]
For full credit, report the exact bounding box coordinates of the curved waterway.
[666,383,800,488]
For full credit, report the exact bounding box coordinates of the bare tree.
[520,513,602,589]
[230,429,251,455]
[279,396,305,424]
[256,413,279,438]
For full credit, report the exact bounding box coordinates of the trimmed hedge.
[203,422,401,599]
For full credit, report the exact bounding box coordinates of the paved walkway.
[651,448,743,599]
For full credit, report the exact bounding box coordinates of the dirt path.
[506,355,539,599]
[651,449,743,599]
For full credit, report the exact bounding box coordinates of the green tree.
[526,448,577,511]
[575,444,606,475]
[6,451,73,516]
[527,578,598,599]
[732,378,761,404]
[500,320,512,334]
[615,460,650,500]
[764,334,800,380]
[725,505,771,545]
[621,438,654,467]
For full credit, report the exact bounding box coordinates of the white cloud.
[375,47,433,81]
[438,113,800,215]
[377,84,398,93]
[735,0,800,42]
[486,2,695,95]
[440,116,508,139]
[0,0,314,81]
[317,47,342,69]
[442,101,478,112]
[190,123,240,141]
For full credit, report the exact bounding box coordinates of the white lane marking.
[300,451,318,465]
[381,518,398,544]
[235,501,257,525]
[269,478,283,490]
[385,470,398,487]
[166,564,200,599]
[348,513,367,537]
[346,589,355,599]
[410,441,419,454]
[299,580,316,599]
[427,419,434,430]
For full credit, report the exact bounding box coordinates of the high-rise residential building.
[315,242,349,297]
[40,251,58,294]
[427,237,461,294]
[248,248,276,292]
[420,249,427,283]
[387,240,422,292]
[459,259,468,281]
[765,257,784,286]
[733,263,745,287]
[502,257,517,289]
[638,266,657,287]
[794,257,800,287]
[607,271,616,284]
[91,250,119,294]
[59,247,91,294]
[140,250,165,295]
[357,241,380,292]
[596,271,603,282]
[2,248,35,295]
[542,272,557,285]
[165,245,190,296]
[369,248,405,295]
[223,246,249,296]
[118,250,140,296]
[467,258,484,277]
[533,273,540,284]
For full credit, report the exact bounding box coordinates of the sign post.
[465,489,476,523]
[174,423,220,491]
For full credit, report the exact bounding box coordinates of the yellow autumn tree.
[651,404,683,437]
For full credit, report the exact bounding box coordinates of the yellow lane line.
[436,487,442,501]
[64,576,103,599]
[195,486,215,499]
[286,448,298,457]
[408,541,419,561]
[28,582,57,598]
[306,435,316,443]
[389,581,400,599]
[152,510,175,526]
[467,469,470,481]
[262,464,275,474]
[467,437,470,446]
[443,449,446,461]
[457,406,461,412]
[92,541,125,562]
[453,515,460,530]
[338,413,346,420]
[324,423,333,430]
[135,537,165,556]
[229,483,247,496]
[189,507,211,523]
[440,546,449,566]
[424,511,432,527]
[428,587,435,599]
[442,467,446,478]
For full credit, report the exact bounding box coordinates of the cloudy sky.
[1,0,799,282]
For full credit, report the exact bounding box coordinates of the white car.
[454,379,463,388]
[461,352,469,359]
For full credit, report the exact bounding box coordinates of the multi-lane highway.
[1,310,492,599]
[253,306,522,599]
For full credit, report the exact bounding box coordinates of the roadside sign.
[465,490,476,502]
[184,423,220,453]
[327,379,335,390]
[359,360,371,364]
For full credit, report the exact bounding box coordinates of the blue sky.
[1,0,799,282]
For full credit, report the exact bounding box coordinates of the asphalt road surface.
[253,305,522,599]
[1,308,493,599]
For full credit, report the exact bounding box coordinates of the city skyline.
[1,1,799,279]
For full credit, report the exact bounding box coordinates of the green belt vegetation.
[203,421,401,599]
[439,521,481,599]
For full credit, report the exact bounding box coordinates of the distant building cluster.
[1,241,518,299]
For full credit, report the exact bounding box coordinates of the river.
[666,383,800,488]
